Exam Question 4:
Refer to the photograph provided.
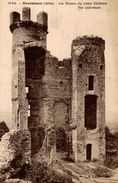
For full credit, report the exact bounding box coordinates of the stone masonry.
[9,7,105,163]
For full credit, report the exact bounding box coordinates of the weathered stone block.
[0,130,31,171]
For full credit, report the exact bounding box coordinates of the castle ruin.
[9,7,105,163]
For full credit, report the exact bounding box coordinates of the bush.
[105,155,118,169]
[0,160,73,183]
[31,161,73,183]
[94,166,112,178]
[105,126,118,169]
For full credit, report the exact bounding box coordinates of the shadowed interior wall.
[54,102,69,155]
[25,46,45,79]
[24,46,46,155]
[56,127,67,152]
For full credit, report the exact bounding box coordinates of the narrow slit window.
[86,144,92,160]
[100,65,103,70]
[88,75,94,90]
[79,63,82,68]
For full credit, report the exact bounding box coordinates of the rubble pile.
[5,179,32,183]
[0,130,31,180]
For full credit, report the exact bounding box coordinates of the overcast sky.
[0,0,118,129]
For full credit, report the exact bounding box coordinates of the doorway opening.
[85,95,97,130]
[56,127,67,152]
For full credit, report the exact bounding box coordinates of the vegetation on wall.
[105,126,118,169]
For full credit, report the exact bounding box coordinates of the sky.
[0,0,118,129]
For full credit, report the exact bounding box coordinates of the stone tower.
[9,8,51,157]
[10,8,105,162]
[71,36,105,162]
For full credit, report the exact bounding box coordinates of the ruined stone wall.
[71,36,105,162]
[10,8,106,163]
[44,53,71,105]
[12,27,46,50]
[33,52,72,160]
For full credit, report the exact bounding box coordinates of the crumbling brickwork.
[10,8,105,163]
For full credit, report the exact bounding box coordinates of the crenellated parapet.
[10,7,48,33]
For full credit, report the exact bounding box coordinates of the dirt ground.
[53,161,118,183]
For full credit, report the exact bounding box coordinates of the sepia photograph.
[0,0,118,182]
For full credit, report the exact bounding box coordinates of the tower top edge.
[37,11,48,15]
[9,21,48,33]
[72,35,105,49]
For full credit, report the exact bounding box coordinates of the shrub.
[94,166,112,178]
[31,161,73,183]
[105,155,118,169]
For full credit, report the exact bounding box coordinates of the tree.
[0,121,9,140]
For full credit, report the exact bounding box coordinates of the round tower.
[10,7,48,50]
[71,36,105,162]
[9,7,48,131]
